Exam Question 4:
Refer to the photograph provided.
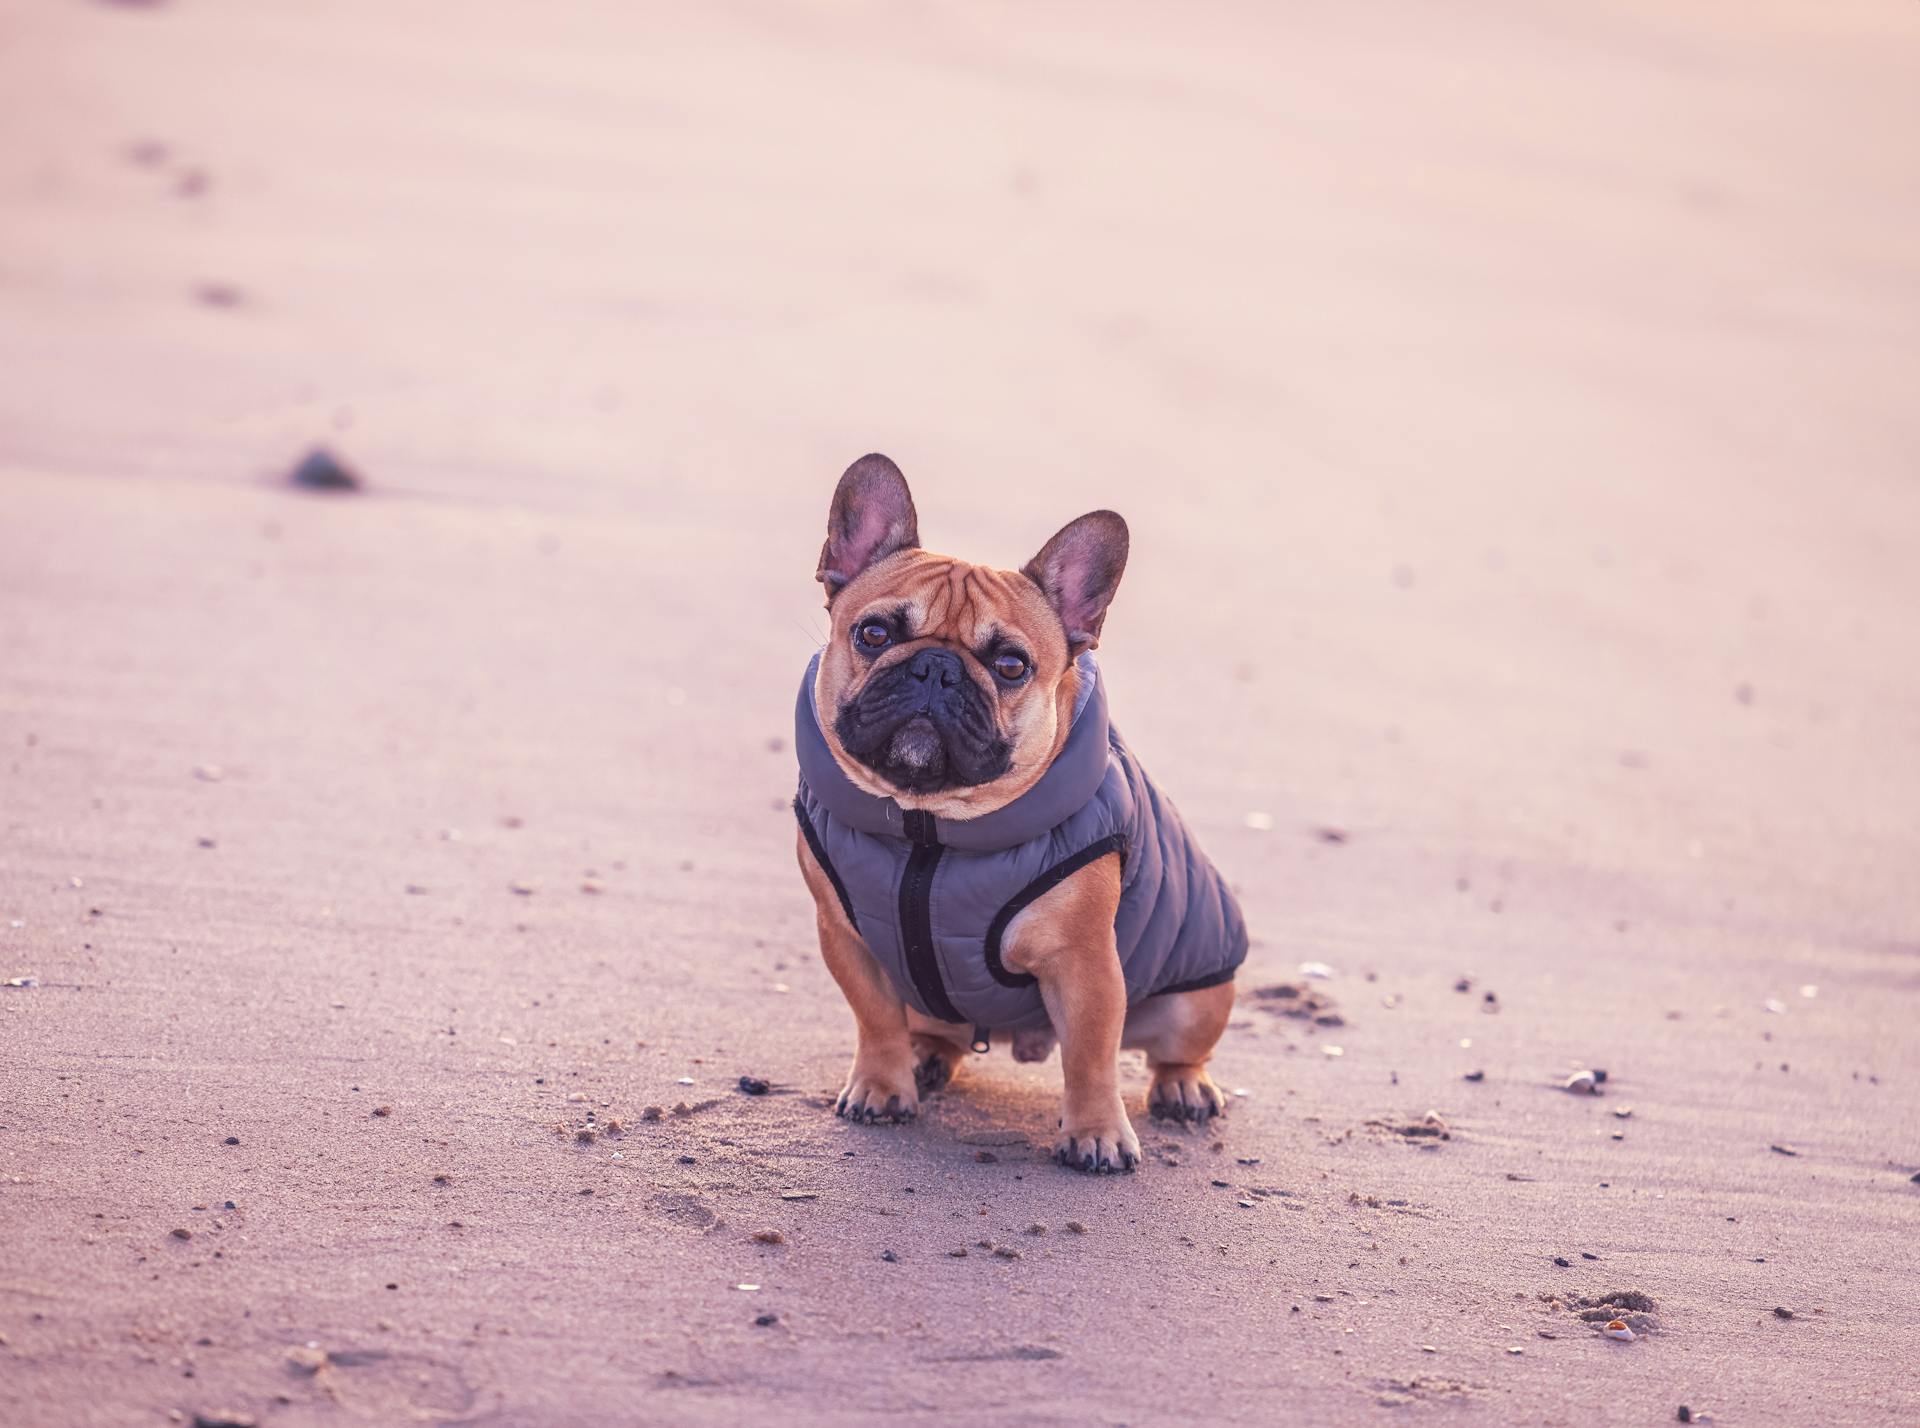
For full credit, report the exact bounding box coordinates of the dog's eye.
[855,621,891,651]
[992,652,1029,682]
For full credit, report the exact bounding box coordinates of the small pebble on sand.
[751,1230,785,1245]
[288,447,362,492]
[1772,1306,1794,1320]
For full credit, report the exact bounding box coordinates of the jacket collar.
[796,650,1109,852]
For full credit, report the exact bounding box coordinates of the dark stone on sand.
[1463,1069,1485,1082]
[223,1136,239,1145]
[1553,1256,1570,1267]
[881,1249,898,1262]
[289,447,362,492]
[753,1313,778,1327]
[1769,1143,1798,1156]
[1592,1068,1609,1084]
[1773,1306,1794,1320]
[737,1075,770,1095]
[1678,1408,1692,1424]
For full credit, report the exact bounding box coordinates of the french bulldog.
[793,454,1247,1172]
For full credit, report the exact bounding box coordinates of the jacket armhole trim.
[794,794,859,933]
[982,833,1129,990]
[1149,965,1239,998]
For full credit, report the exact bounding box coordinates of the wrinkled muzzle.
[833,648,1011,793]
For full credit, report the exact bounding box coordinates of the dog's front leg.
[1003,851,1138,1173]
[797,830,919,1122]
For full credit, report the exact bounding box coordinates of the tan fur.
[813,550,1078,820]
[801,474,1233,1172]
[797,827,920,1121]
[1000,851,1138,1168]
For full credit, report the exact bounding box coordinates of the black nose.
[907,648,964,689]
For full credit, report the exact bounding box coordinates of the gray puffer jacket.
[794,652,1247,1035]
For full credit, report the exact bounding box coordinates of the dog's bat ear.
[1023,510,1129,657]
[817,454,920,599]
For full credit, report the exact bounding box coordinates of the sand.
[2,2,1918,1424]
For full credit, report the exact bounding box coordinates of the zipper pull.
[970,1025,991,1054]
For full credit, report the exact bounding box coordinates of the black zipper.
[898,810,963,1024]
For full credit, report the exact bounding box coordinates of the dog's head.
[810,454,1128,820]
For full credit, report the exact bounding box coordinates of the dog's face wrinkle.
[833,645,1012,793]
[818,552,1076,815]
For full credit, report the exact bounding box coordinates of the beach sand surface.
[2,2,1918,1424]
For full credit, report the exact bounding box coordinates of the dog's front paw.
[835,1056,920,1124]
[1148,1064,1227,1125]
[1054,1103,1140,1174]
